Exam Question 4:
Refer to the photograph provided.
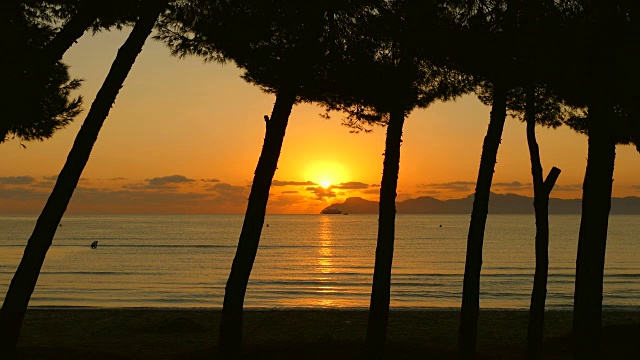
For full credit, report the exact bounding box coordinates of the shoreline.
[25,305,640,311]
[15,308,640,359]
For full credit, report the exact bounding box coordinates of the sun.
[303,161,348,189]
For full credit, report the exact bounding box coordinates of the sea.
[0,214,638,310]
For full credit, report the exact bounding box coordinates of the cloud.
[306,186,336,199]
[334,181,369,190]
[206,183,249,202]
[43,175,58,181]
[200,178,220,183]
[416,189,441,195]
[631,185,640,190]
[493,181,529,188]
[370,184,380,188]
[272,180,317,187]
[553,183,582,192]
[281,190,299,194]
[72,187,211,205]
[122,175,197,190]
[0,176,35,185]
[362,189,380,194]
[0,186,48,200]
[419,181,475,192]
[31,181,56,188]
[109,177,126,181]
[147,175,195,185]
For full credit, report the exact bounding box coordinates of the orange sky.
[0,28,638,214]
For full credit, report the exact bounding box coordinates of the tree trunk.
[219,86,297,357]
[458,81,508,359]
[0,2,165,354]
[524,85,561,360]
[572,101,616,358]
[364,106,406,357]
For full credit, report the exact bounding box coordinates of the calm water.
[0,214,638,309]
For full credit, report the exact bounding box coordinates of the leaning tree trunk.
[219,86,297,357]
[0,2,165,354]
[458,81,508,359]
[524,85,561,360]
[573,100,616,359]
[364,106,406,357]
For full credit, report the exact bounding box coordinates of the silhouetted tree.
[458,81,508,359]
[319,2,472,354]
[564,2,640,357]
[517,4,563,358]
[0,62,83,145]
[2,0,142,144]
[455,2,514,355]
[0,1,86,144]
[480,2,566,357]
[523,87,560,360]
[159,0,364,355]
[0,0,168,354]
[478,82,571,360]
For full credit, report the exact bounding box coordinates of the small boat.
[90,241,98,249]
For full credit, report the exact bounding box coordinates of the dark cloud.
[200,178,220,183]
[419,181,475,192]
[553,184,583,192]
[306,186,336,199]
[281,190,299,194]
[147,175,195,185]
[272,180,317,187]
[0,176,35,185]
[206,183,249,202]
[121,182,147,190]
[334,181,369,190]
[31,181,56,188]
[493,181,529,188]
[362,189,380,195]
[0,185,224,214]
[72,187,212,205]
[631,185,640,190]
[43,175,58,181]
[416,189,441,195]
[0,187,48,200]
[370,184,380,188]
[109,177,126,181]
[123,175,197,190]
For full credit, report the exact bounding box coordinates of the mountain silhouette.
[321,193,640,214]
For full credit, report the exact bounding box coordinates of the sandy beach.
[10,308,639,359]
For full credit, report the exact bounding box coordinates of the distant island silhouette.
[321,193,640,214]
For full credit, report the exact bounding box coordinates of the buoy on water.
[90,241,98,249]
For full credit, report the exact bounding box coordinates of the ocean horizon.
[1,214,638,310]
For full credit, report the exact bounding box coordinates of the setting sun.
[303,161,348,189]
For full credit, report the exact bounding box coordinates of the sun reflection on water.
[316,216,334,275]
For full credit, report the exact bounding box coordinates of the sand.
[11,308,640,359]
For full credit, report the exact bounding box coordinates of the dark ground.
[11,309,640,359]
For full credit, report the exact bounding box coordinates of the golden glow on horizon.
[304,161,348,189]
